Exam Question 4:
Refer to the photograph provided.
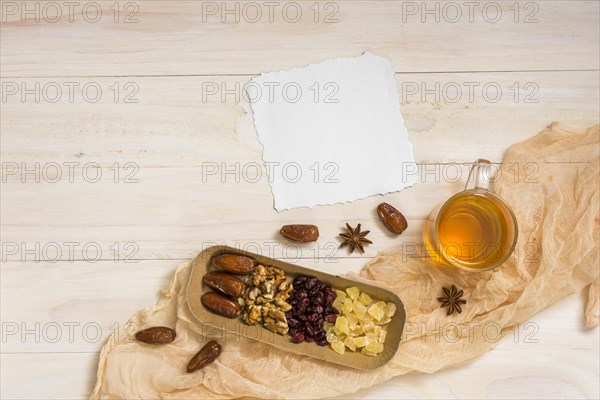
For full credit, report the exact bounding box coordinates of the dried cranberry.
[314,320,324,330]
[295,275,308,282]
[313,280,322,292]
[288,318,301,328]
[314,292,325,304]
[311,305,324,315]
[323,285,333,294]
[305,323,315,337]
[297,290,308,299]
[300,297,310,307]
[292,305,306,317]
[325,314,337,323]
[305,277,318,290]
[325,292,336,304]
[297,313,307,322]
[305,335,314,342]
[290,332,305,343]
[315,330,326,341]
[316,338,328,346]
[307,313,319,323]
[324,305,334,315]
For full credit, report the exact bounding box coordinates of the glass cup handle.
[465,159,491,191]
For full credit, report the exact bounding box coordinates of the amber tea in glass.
[424,159,518,271]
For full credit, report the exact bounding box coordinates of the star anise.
[339,223,373,254]
[437,285,466,316]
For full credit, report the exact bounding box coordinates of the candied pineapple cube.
[359,318,375,331]
[367,304,385,321]
[335,316,349,335]
[386,302,397,317]
[375,300,387,310]
[366,341,384,354]
[347,313,358,326]
[365,333,378,344]
[343,297,354,314]
[361,348,378,357]
[344,336,356,351]
[326,331,339,343]
[358,292,372,306]
[331,341,346,355]
[353,336,368,348]
[352,300,367,317]
[372,326,381,337]
[346,286,360,301]
[335,289,347,301]
[349,324,362,336]
[332,299,344,313]
[323,321,334,332]
[374,317,391,326]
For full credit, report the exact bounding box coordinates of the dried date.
[377,203,408,234]
[212,254,255,275]
[201,292,242,319]
[280,224,319,243]
[203,271,246,299]
[135,327,176,344]
[187,340,222,372]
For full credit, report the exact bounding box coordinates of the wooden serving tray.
[186,245,405,370]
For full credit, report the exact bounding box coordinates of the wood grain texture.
[1,0,598,398]
[1,1,598,77]
[1,72,598,165]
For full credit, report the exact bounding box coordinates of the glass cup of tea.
[424,159,518,271]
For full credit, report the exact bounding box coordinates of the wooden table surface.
[1,1,599,398]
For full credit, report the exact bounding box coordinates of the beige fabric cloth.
[91,124,599,399]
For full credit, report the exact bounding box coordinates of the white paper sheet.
[246,52,417,211]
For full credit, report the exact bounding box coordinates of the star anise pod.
[437,285,466,316]
[339,223,373,254]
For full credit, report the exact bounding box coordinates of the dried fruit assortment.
[200,253,397,358]
[326,286,397,356]
[285,275,338,346]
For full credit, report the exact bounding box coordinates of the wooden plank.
[1,158,592,260]
[3,160,560,261]
[1,1,598,77]
[1,71,598,166]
